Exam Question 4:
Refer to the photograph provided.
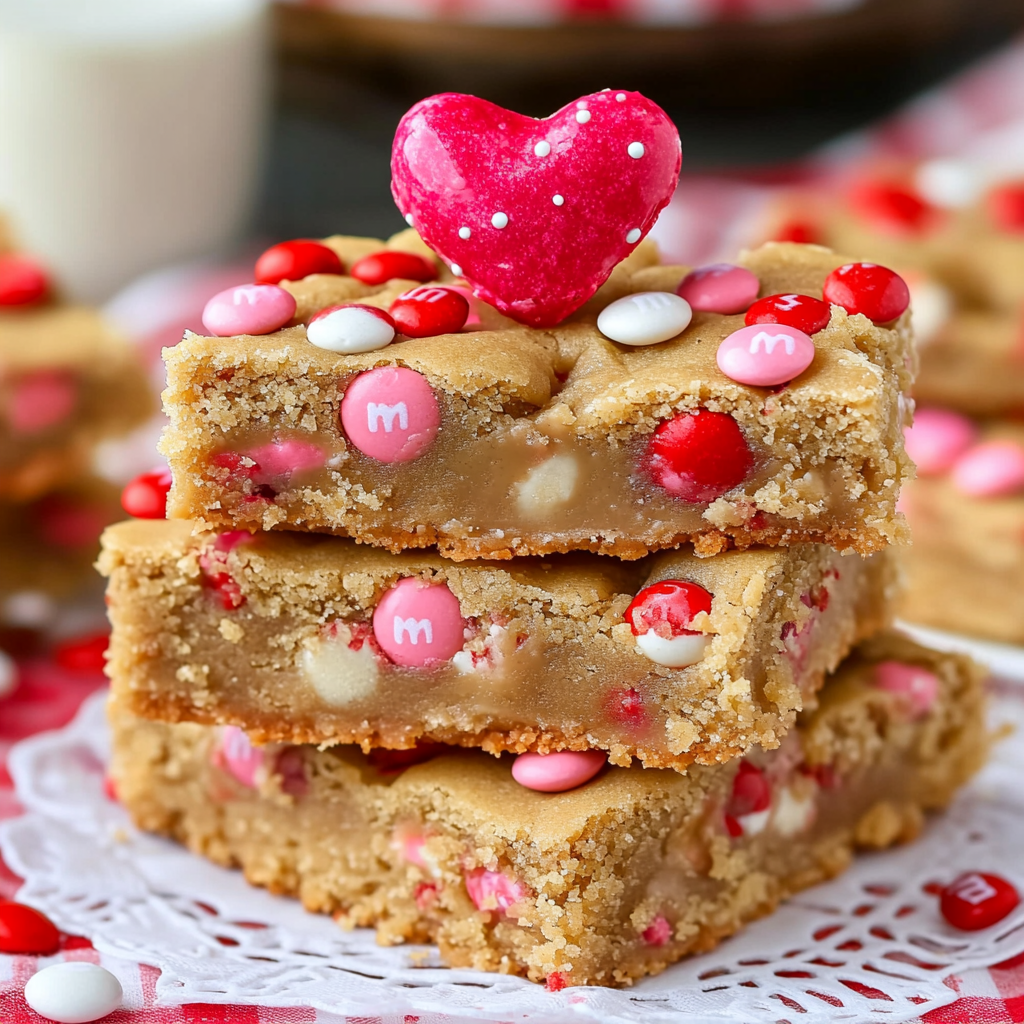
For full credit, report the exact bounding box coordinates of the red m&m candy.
[940,872,1019,931]
[255,239,344,284]
[390,286,470,338]
[0,254,50,307]
[121,467,172,519]
[724,761,771,838]
[987,182,1024,233]
[746,293,831,335]
[0,900,61,955]
[823,262,910,324]
[849,180,939,236]
[645,409,753,503]
[625,579,713,668]
[350,251,436,287]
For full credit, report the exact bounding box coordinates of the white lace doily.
[3,674,1024,1024]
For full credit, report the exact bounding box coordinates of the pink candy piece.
[246,438,324,480]
[7,371,77,434]
[873,661,940,718]
[214,530,254,553]
[904,408,977,475]
[677,264,760,315]
[952,440,1024,497]
[464,867,530,913]
[716,323,815,386]
[340,365,441,463]
[372,577,465,667]
[642,915,672,946]
[391,90,681,328]
[214,725,263,788]
[511,750,607,792]
[202,284,297,337]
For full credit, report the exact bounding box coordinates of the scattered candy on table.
[0,899,61,955]
[23,961,123,1023]
[940,872,1020,931]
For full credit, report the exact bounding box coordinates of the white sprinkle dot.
[450,264,463,277]
[405,213,414,226]
[626,228,641,244]
[458,226,471,240]
[553,195,564,207]
[576,110,591,124]
[628,142,645,159]
[534,141,551,157]
[491,212,509,229]
[616,93,627,102]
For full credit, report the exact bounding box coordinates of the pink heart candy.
[202,284,296,337]
[391,90,681,327]
[716,323,815,387]
[677,263,760,315]
[464,867,530,913]
[372,576,465,667]
[7,370,77,434]
[340,366,441,463]
[952,440,1024,497]
[873,661,940,718]
[511,749,607,792]
[904,408,976,476]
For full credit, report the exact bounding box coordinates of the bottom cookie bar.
[110,633,986,988]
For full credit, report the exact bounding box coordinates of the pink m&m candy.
[246,438,324,480]
[874,661,939,718]
[903,408,976,475]
[372,577,464,667]
[214,725,263,788]
[7,370,77,433]
[340,365,441,463]
[677,264,759,315]
[511,750,607,792]
[464,867,530,913]
[202,284,296,337]
[952,440,1024,497]
[716,324,815,387]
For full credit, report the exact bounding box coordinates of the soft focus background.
[6,1,1024,1021]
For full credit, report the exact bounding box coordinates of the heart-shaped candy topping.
[392,90,681,328]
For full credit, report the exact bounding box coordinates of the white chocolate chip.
[737,807,771,837]
[772,785,816,836]
[514,454,579,516]
[301,628,378,706]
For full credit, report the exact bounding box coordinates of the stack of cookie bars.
[0,220,150,645]
[99,225,988,986]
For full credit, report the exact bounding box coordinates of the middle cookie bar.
[100,519,896,769]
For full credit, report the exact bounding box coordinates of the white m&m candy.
[24,962,123,1023]
[307,304,396,354]
[597,291,692,347]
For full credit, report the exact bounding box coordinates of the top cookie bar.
[162,233,913,560]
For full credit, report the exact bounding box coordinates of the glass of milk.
[0,0,268,300]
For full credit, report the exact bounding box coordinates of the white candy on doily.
[4,689,1024,1024]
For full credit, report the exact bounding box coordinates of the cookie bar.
[901,414,1024,644]
[99,518,896,769]
[109,633,987,988]
[161,233,913,559]
[0,250,153,499]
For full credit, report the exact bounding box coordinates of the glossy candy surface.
[676,263,759,314]
[716,323,815,387]
[390,285,470,337]
[202,284,296,337]
[121,467,172,519]
[596,291,691,346]
[255,239,344,284]
[940,872,1019,931]
[372,577,464,667]
[511,750,606,792]
[823,262,910,324]
[0,900,61,955]
[745,292,830,335]
[392,90,681,327]
[307,304,396,354]
[350,250,436,286]
[24,962,123,1023]
[0,254,49,306]
[625,579,713,668]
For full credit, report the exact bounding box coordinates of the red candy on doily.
[391,90,681,327]
[940,872,1020,931]
[0,899,61,955]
